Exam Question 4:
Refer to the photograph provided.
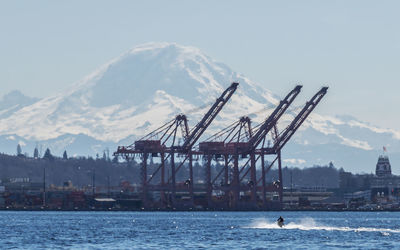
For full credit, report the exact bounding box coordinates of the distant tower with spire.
[375,146,392,177]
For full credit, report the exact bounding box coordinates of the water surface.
[0,211,399,249]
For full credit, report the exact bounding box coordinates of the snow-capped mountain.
[1,42,399,174]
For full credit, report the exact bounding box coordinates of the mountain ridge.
[0,42,399,173]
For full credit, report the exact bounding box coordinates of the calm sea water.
[0,211,399,249]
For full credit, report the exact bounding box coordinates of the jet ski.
[277,216,284,228]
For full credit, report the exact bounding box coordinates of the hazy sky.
[1,0,399,129]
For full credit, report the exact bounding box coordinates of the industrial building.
[371,154,400,202]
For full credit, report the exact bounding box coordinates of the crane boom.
[273,86,328,152]
[180,82,239,151]
[247,85,302,151]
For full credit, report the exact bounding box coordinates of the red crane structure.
[114,82,239,208]
[115,82,328,210]
[197,86,327,210]
[199,85,303,209]
[257,86,329,206]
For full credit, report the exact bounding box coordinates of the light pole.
[92,168,96,198]
[290,170,293,207]
[43,166,46,207]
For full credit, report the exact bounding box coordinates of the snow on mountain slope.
[0,43,278,142]
[0,42,399,173]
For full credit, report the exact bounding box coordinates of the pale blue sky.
[1,0,399,129]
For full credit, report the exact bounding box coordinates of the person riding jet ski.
[277,216,284,228]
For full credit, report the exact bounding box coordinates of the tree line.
[1,144,342,189]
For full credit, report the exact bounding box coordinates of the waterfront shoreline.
[1,207,400,212]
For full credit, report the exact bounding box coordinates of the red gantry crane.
[199,85,302,208]
[114,82,239,208]
[257,86,329,205]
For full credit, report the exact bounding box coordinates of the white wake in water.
[245,217,400,234]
